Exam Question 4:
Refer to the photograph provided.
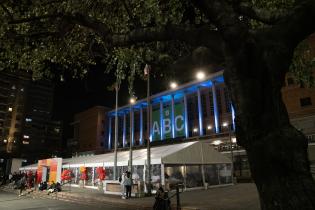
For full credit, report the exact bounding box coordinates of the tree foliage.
[1,1,315,209]
[0,0,313,86]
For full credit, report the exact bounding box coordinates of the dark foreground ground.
[0,190,129,210]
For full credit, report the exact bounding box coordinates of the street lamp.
[196,71,206,80]
[222,122,234,177]
[169,81,178,89]
[144,64,152,195]
[129,96,136,176]
[113,75,121,181]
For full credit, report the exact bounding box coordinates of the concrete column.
[130,107,134,146]
[171,95,175,138]
[231,104,236,131]
[108,116,112,150]
[183,93,189,138]
[140,107,143,145]
[211,81,220,133]
[92,167,95,186]
[150,104,153,142]
[161,164,165,187]
[197,87,204,136]
[160,99,164,140]
[123,114,126,147]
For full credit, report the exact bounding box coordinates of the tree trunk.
[223,40,315,209]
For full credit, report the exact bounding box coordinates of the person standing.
[124,172,132,199]
[119,171,126,198]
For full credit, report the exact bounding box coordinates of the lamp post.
[113,78,120,181]
[223,122,234,176]
[129,96,136,176]
[144,64,152,195]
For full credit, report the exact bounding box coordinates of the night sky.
[51,52,219,147]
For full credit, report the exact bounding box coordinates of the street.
[0,190,129,210]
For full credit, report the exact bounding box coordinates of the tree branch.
[273,0,315,49]
[191,0,248,49]
[8,14,60,24]
[235,3,289,24]
[111,25,223,54]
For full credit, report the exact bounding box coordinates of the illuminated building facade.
[106,71,235,149]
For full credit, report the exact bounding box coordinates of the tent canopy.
[20,141,231,170]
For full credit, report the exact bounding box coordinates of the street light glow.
[213,140,222,145]
[196,71,206,80]
[222,122,228,127]
[130,97,136,104]
[232,137,237,143]
[207,125,212,130]
[193,128,198,133]
[170,82,178,89]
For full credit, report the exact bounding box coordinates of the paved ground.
[0,190,129,210]
[65,184,261,210]
[1,183,261,210]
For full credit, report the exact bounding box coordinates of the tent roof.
[20,141,231,170]
[162,142,231,164]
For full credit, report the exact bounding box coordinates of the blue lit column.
[130,107,134,146]
[140,107,143,145]
[108,116,112,150]
[123,113,126,147]
[160,99,164,140]
[171,95,175,138]
[149,104,153,142]
[183,93,189,138]
[211,81,220,133]
[231,104,235,131]
[197,87,204,136]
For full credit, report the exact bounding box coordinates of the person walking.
[124,172,132,199]
[18,175,26,196]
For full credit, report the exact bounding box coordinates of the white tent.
[59,141,231,168]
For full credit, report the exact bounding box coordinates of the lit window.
[11,85,16,90]
[8,107,12,112]
[300,97,312,107]
[25,118,32,122]
[54,128,60,133]
[23,135,29,139]
[20,88,24,92]
[3,139,7,143]
[22,141,29,145]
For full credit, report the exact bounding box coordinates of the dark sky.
[51,52,220,146]
[51,63,169,145]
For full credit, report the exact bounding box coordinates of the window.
[300,97,312,107]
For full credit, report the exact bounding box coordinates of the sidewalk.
[1,183,260,210]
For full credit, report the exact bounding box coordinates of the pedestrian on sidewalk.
[18,175,27,196]
[119,171,126,199]
[124,172,132,199]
